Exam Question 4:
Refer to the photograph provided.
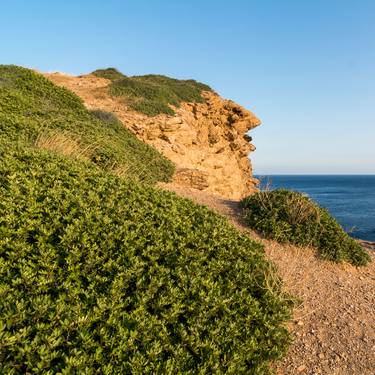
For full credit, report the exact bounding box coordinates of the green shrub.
[0,65,174,183]
[91,67,126,81]
[0,145,291,374]
[108,73,213,116]
[90,109,119,123]
[240,189,370,266]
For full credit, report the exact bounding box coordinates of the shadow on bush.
[90,109,119,123]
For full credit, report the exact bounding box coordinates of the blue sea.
[256,175,375,242]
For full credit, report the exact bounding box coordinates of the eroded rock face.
[44,73,261,200]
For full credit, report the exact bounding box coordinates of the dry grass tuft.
[35,132,152,183]
[35,131,96,160]
[285,193,320,226]
[111,162,149,182]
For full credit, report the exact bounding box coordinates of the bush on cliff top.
[0,144,291,374]
[91,67,126,81]
[241,189,370,266]
[0,65,174,183]
[92,67,213,116]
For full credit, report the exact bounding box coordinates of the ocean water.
[256,175,375,242]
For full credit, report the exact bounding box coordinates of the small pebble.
[297,364,306,372]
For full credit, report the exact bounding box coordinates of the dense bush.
[241,189,370,266]
[0,145,291,374]
[90,109,120,123]
[107,72,213,116]
[91,67,126,81]
[0,65,174,183]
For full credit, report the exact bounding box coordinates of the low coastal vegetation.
[91,67,126,81]
[241,189,371,266]
[0,146,292,373]
[0,65,291,373]
[0,65,174,183]
[92,67,212,116]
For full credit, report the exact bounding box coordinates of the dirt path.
[159,183,375,375]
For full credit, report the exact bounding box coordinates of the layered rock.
[44,73,261,200]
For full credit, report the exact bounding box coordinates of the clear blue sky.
[1,0,374,174]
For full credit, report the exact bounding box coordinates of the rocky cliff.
[44,72,261,199]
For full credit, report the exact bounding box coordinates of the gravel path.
[159,183,375,375]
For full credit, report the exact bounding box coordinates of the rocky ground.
[159,183,375,375]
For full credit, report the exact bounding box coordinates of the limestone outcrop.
[44,73,261,199]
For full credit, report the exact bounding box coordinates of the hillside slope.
[162,183,375,375]
[44,70,260,200]
[0,65,173,183]
[0,65,291,373]
[3,65,373,374]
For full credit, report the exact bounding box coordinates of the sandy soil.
[159,183,375,375]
